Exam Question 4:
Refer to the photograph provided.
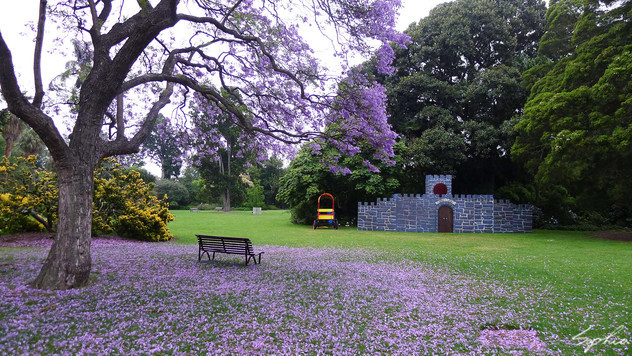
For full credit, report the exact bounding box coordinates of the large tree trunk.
[31,163,94,290]
[219,147,231,212]
[222,188,231,212]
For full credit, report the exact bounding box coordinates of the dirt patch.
[589,231,632,242]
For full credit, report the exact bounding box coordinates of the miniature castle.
[357,175,532,233]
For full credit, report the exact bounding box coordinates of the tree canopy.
[141,116,183,179]
[278,140,402,225]
[513,0,632,225]
[380,0,547,193]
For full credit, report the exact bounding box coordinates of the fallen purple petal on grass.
[0,240,628,354]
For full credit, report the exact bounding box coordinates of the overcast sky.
[397,0,449,30]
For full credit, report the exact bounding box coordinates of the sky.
[397,0,449,31]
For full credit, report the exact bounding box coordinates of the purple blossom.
[125,0,411,170]
[2,238,624,354]
[363,160,380,173]
[376,44,397,75]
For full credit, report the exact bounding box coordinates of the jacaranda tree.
[0,0,407,289]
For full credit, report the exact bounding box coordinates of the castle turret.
[425,175,452,196]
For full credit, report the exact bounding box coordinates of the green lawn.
[171,209,632,352]
[170,210,632,294]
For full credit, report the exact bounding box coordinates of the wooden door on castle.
[438,206,453,233]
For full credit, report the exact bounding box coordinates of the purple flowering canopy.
[0,0,407,290]
[166,0,408,167]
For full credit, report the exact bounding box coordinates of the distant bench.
[196,234,263,265]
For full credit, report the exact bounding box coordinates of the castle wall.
[357,175,533,233]
[357,197,397,231]
[452,195,495,233]
[493,200,533,233]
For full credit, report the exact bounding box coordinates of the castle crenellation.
[358,175,533,233]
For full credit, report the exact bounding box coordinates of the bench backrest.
[196,235,254,254]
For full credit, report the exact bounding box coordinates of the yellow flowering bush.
[93,159,174,241]
[0,156,57,234]
[1,157,173,241]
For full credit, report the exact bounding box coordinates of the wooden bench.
[196,234,263,265]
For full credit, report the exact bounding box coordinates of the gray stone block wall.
[357,198,397,231]
[357,176,533,233]
[494,200,533,233]
[425,175,452,195]
[396,194,425,232]
[452,195,495,233]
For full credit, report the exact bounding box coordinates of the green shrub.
[196,203,215,210]
[289,200,316,225]
[242,179,265,210]
[154,179,190,209]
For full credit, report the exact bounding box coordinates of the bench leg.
[199,249,210,262]
[212,252,216,261]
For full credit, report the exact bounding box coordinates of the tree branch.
[88,0,101,39]
[0,33,70,162]
[178,13,310,98]
[221,0,243,25]
[98,0,112,23]
[71,0,180,151]
[30,211,53,232]
[100,0,179,49]
[32,0,47,108]
[102,82,175,157]
[101,43,181,157]
[115,94,125,141]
